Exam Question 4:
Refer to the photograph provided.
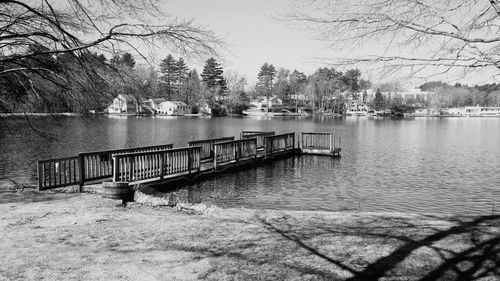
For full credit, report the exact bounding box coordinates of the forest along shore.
[1,185,499,281]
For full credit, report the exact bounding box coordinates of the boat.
[367,109,378,117]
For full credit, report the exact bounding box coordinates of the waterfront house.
[443,108,466,115]
[157,101,191,115]
[106,94,142,114]
[345,100,368,115]
[249,96,283,110]
[146,98,168,113]
[464,106,500,117]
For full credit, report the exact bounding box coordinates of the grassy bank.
[1,184,499,280]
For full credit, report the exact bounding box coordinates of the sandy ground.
[1,185,499,281]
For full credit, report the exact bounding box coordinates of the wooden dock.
[37,132,341,193]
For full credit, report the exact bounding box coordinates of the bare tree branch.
[285,0,500,77]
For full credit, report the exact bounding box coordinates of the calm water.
[1,115,499,215]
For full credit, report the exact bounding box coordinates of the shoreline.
[1,186,498,280]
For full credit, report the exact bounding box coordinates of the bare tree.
[0,0,222,112]
[286,0,500,78]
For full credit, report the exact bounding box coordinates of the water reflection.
[1,115,499,215]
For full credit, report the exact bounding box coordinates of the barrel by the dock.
[102,181,131,200]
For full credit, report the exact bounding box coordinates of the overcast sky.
[160,0,494,88]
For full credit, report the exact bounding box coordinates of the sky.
[148,0,496,88]
[161,0,332,85]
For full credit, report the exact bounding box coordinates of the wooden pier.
[36,132,341,193]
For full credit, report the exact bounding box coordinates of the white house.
[147,98,168,113]
[157,101,191,115]
[106,94,139,114]
[346,100,368,112]
[249,95,282,110]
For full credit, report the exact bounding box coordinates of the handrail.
[112,146,201,183]
[240,131,275,138]
[213,138,258,170]
[265,133,295,157]
[241,131,275,149]
[37,156,79,190]
[301,132,341,151]
[36,143,174,191]
[79,143,173,187]
[188,136,235,160]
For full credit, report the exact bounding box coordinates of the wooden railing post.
[329,133,333,152]
[37,161,43,191]
[188,149,193,174]
[214,145,218,171]
[160,152,165,180]
[113,155,119,182]
[235,142,239,166]
[78,154,84,192]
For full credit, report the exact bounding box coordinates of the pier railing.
[38,156,80,190]
[37,143,174,190]
[213,138,258,170]
[301,132,340,152]
[112,146,201,183]
[264,133,295,156]
[79,144,173,186]
[188,137,235,161]
[241,131,275,150]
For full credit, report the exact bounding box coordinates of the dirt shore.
[1,185,499,281]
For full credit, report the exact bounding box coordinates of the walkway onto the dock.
[37,131,341,192]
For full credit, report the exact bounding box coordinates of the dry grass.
[1,185,499,280]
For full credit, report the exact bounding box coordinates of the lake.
[1,115,499,215]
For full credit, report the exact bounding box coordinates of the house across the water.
[156,101,191,116]
[106,94,149,114]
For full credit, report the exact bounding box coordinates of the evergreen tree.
[176,57,189,101]
[110,52,135,68]
[201,57,226,103]
[289,70,307,111]
[159,54,178,100]
[374,88,385,111]
[257,63,277,110]
[186,69,202,107]
[342,69,361,99]
[121,52,136,68]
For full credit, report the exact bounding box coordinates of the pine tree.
[176,57,189,102]
[121,52,135,68]
[374,88,385,111]
[201,57,226,104]
[257,63,277,110]
[186,69,201,106]
[159,54,178,100]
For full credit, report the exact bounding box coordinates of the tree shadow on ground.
[257,214,500,280]
[131,212,498,280]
